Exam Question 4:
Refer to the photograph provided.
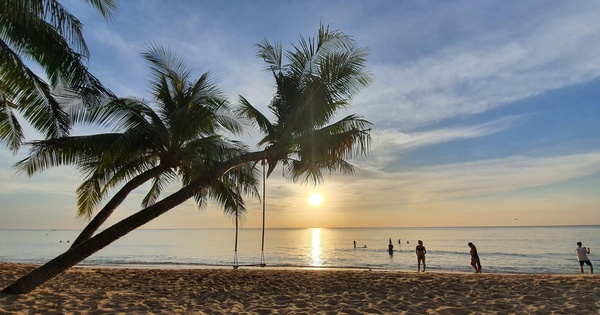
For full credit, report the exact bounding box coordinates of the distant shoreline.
[2,224,599,230]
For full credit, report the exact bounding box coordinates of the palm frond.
[80,0,118,20]
[143,44,192,86]
[142,170,178,207]
[236,96,275,138]
[203,162,261,218]
[76,175,103,218]
[207,179,247,218]
[0,93,24,152]
[256,39,283,72]
[2,5,112,101]
[0,41,70,144]
[13,134,121,176]
[100,154,158,193]
[1,0,88,57]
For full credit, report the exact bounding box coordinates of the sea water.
[0,226,598,274]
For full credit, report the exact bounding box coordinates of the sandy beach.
[0,263,598,314]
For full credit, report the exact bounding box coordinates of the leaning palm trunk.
[2,151,265,294]
[70,165,168,248]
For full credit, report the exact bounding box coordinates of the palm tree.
[0,0,117,152]
[15,45,257,248]
[2,24,373,294]
[237,24,373,182]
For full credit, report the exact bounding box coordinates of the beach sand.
[1,263,598,314]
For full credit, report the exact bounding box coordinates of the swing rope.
[233,168,240,269]
[233,210,239,269]
[259,159,267,267]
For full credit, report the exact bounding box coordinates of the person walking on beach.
[415,240,426,272]
[468,242,482,273]
[576,242,593,274]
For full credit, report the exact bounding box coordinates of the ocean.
[0,226,598,274]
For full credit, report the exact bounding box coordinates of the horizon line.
[2,224,599,231]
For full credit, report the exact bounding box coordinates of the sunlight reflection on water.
[311,228,322,266]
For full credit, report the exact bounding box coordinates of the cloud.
[356,3,600,128]
[363,116,521,168]
[241,152,600,226]
[337,153,600,205]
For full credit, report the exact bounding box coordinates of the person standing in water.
[468,242,482,273]
[576,241,593,274]
[415,240,426,272]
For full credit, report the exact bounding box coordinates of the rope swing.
[233,200,240,269]
[259,159,267,267]
[232,159,267,269]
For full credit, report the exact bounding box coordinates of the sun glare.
[308,193,323,207]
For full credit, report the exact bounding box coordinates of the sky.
[1,1,599,229]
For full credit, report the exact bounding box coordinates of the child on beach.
[576,242,593,274]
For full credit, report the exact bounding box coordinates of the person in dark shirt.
[415,240,427,272]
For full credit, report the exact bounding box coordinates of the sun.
[308,193,323,207]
